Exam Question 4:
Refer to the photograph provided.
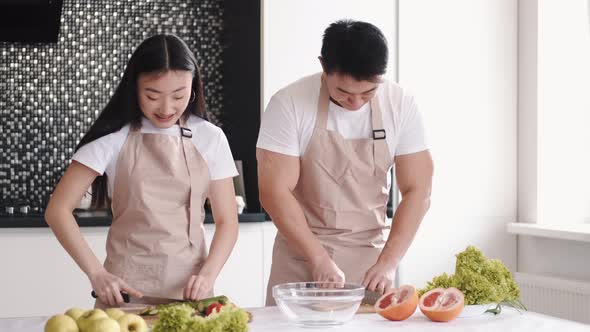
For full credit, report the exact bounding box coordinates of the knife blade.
[130,295,187,305]
[91,291,185,305]
[362,289,383,306]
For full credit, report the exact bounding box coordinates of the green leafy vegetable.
[151,303,249,332]
[418,246,523,306]
[151,304,194,332]
[485,299,528,315]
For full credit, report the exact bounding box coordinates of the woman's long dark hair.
[75,34,207,208]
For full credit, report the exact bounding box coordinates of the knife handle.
[91,290,130,303]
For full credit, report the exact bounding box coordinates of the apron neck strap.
[370,91,386,141]
[177,114,193,138]
[316,75,331,130]
[316,74,392,174]
[318,74,387,141]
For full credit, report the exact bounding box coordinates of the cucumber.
[140,295,231,316]
[139,306,159,316]
[194,295,230,314]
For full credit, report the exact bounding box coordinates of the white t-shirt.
[257,73,428,158]
[73,115,238,197]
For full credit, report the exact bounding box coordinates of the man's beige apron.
[96,117,211,308]
[266,77,400,305]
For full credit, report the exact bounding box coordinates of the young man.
[257,20,433,305]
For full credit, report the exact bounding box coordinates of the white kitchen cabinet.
[203,222,277,308]
[0,227,110,318]
[261,222,278,301]
[0,222,277,318]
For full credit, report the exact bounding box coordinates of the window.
[519,0,590,225]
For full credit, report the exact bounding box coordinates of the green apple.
[84,318,120,332]
[105,308,126,320]
[64,308,86,321]
[44,314,79,332]
[76,309,108,331]
[118,313,148,332]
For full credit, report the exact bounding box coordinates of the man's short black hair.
[321,19,388,81]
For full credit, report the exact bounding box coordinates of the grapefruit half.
[419,287,464,322]
[374,285,419,321]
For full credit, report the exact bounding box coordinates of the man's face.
[324,71,381,111]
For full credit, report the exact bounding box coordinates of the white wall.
[262,0,397,106]
[0,223,277,318]
[396,0,518,288]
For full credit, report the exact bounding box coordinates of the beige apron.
[96,117,211,308]
[266,77,400,305]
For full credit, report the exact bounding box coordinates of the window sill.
[507,222,590,243]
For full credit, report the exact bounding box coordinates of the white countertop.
[1,306,588,331]
[247,306,590,331]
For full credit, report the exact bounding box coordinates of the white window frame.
[510,0,590,242]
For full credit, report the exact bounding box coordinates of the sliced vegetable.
[206,302,223,316]
[139,295,231,317]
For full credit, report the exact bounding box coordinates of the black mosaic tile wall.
[0,0,224,212]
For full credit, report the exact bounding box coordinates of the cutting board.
[119,306,159,326]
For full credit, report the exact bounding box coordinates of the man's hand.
[310,256,346,282]
[362,258,397,294]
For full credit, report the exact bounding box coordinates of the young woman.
[45,34,239,308]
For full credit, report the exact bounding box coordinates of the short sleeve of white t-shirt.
[72,115,238,197]
[256,73,428,158]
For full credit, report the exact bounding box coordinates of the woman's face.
[137,70,193,128]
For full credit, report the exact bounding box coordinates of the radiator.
[515,272,590,324]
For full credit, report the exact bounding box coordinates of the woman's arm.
[184,177,238,300]
[45,161,142,305]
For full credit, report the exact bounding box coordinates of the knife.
[91,290,130,303]
[362,289,383,306]
[91,291,185,305]
[131,295,187,305]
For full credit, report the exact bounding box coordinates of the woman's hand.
[183,273,216,300]
[89,268,143,306]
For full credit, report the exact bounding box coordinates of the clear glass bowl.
[272,282,364,328]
